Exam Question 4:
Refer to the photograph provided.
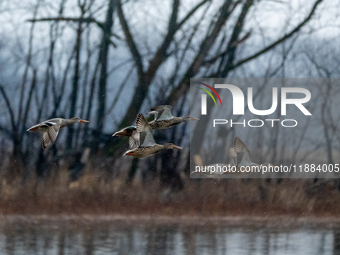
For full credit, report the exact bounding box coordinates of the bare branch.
[228,0,324,72]
[218,0,254,75]
[18,0,40,123]
[20,69,37,139]
[176,0,210,29]
[27,17,104,30]
[116,0,144,80]
[144,0,180,81]
[0,84,17,132]
[96,0,115,135]
[106,64,135,116]
[167,0,235,105]
[204,30,251,65]
[0,125,12,138]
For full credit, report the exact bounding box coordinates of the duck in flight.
[113,105,198,148]
[27,117,89,149]
[233,136,274,170]
[148,105,198,129]
[192,137,275,178]
[191,147,241,178]
[122,113,182,158]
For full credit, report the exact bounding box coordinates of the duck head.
[112,126,137,137]
[123,149,136,156]
[71,117,89,123]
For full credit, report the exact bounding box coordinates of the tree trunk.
[93,0,115,149]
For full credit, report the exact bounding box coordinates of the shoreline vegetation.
[0,165,340,218]
[1,214,340,230]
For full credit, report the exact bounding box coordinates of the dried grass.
[0,164,339,217]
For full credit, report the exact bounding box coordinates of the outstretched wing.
[234,136,253,166]
[151,105,174,121]
[27,120,57,132]
[41,123,60,149]
[228,147,237,166]
[129,135,140,149]
[136,113,155,147]
[234,136,250,154]
[148,111,158,121]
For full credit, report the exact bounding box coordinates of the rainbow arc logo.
[197,82,222,115]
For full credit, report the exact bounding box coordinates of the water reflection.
[0,218,336,255]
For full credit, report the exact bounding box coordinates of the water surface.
[0,216,338,255]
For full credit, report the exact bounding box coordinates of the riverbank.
[0,170,339,217]
[0,214,340,230]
